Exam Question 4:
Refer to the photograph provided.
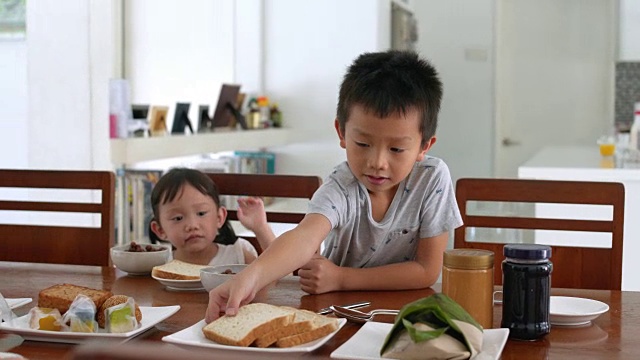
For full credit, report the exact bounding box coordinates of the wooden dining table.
[1,261,638,360]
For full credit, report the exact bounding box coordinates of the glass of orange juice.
[597,136,616,157]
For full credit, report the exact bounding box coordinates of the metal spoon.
[330,305,399,323]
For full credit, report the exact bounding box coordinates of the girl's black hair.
[148,167,237,245]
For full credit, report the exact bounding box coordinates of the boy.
[205,50,462,322]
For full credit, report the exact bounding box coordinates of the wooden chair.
[206,172,322,254]
[454,178,624,290]
[0,169,115,266]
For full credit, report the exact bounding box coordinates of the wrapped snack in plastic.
[105,297,139,333]
[28,307,63,331]
[61,294,98,333]
[0,291,16,326]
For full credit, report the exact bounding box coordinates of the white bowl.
[200,264,248,292]
[110,243,172,275]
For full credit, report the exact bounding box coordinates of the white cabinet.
[518,146,640,291]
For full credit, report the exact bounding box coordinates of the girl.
[149,167,274,265]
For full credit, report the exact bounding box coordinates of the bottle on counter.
[270,103,282,128]
[247,98,260,129]
[257,96,271,127]
[109,79,133,139]
[441,249,495,329]
[501,244,552,341]
[630,101,640,152]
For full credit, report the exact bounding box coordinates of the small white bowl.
[200,264,248,292]
[110,243,172,275]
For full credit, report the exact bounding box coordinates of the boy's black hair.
[148,167,237,245]
[336,50,443,147]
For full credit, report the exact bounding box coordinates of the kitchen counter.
[519,145,640,179]
[518,145,640,291]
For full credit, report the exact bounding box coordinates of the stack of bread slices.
[202,303,340,348]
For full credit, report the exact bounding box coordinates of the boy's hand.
[237,197,268,232]
[205,272,258,323]
[297,254,341,294]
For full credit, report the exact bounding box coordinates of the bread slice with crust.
[202,303,296,347]
[254,307,315,348]
[151,259,208,280]
[38,284,113,315]
[275,310,339,348]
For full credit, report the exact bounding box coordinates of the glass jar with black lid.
[501,244,552,341]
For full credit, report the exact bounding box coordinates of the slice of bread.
[38,284,113,315]
[254,307,315,348]
[202,303,296,347]
[275,310,339,348]
[151,259,208,280]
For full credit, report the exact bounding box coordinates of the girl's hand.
[297,254,342,294]
[237,197,268,232]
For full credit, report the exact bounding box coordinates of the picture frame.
[198,105,213,133]
[212,84,247,129]
[148,106,169,137]
[171,102,194,134]
[132,104,150,120]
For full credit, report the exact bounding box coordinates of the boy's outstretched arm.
[205,213,331,322]
[297,232,449,293]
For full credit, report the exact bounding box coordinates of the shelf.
[110,128,291,166]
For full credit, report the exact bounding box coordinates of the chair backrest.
[0,169,116,266]
[454,178,624,290]
[206,172,322,254]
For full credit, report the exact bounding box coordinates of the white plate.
[0,305,180,344]
[330,322,509,360]
[550,296,609,326]
[6,298,32,310]
[163,318,346,353]
[152,275,205,291]
[0,352,26,359]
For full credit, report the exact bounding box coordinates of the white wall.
[6,0,491,180]
[21,0,116,171]
[124,0,236,129]
[89,0,121,170]
[413,0,495,182]
[0,40,28,168]
[123,0,392,177]
[26,0,93,169]
[263,0,390,177]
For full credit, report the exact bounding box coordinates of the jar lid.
[503,244,551,260]
[443,249,494,270]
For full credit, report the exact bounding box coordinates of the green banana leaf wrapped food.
[380,293,483,360]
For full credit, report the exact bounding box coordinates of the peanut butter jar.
[442,249,494,329]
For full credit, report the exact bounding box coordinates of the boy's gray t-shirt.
[308,157,462,268]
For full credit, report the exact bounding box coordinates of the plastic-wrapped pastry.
[28,307,63,331]
[97,295,142,328]
[61,294,98,333]
[105,296,139,333]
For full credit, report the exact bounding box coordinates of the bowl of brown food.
[200,264,248,292]
[110,241,172,275]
